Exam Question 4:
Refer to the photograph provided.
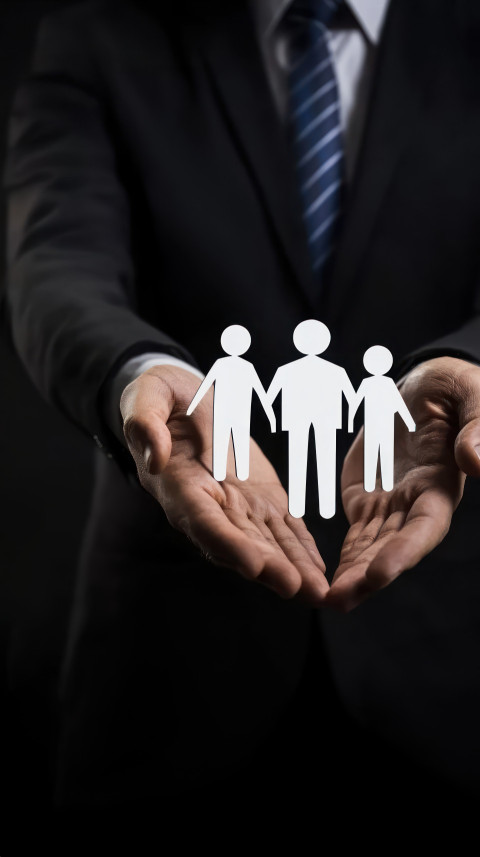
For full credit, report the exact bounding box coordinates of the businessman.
[4,0,480,804]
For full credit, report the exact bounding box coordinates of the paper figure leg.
[231,423,250,481]
[379,435,394,492]
[314,425,336,519]
[363,428,380,492]
[212,420,231,482]
[288,425,310,518]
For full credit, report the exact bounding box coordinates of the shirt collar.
[255,0,390,45]
[350,0,389,44]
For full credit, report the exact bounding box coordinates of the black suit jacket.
[4,0,480,801]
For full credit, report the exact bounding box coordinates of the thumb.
[455,418,480,477]
[454,381,480,476]
[120,375,174,475]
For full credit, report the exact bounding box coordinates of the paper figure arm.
[266,368,283,407]
[186,363,218,415]
[393,386,416,432]
[348,380,366,433]
[341,370,357,409]
[340,370,361,432]
[251,369,276,432]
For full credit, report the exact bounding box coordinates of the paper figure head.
[220,325,251,356]
[363,344,393,375]
[293,319,331,355]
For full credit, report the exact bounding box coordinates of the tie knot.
[287,0,343,28]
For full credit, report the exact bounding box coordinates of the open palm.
[121,365,328,604]
[326,357,480,611]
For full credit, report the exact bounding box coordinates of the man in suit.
[4,0,480,805]
[267,319,355,519]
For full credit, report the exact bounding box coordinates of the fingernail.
[143,443,152,472]
[475,444,480,460]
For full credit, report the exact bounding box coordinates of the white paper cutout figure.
[348,345,416,492]
[267,320,356,519]
[186,325,276,481]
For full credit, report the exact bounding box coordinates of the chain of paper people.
[186,320,416,519]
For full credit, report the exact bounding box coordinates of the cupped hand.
[120,365,328,603]
[326,356,480,612]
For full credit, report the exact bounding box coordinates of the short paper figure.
[267,319,356,519]
[186,325,276,481]
[348,345,416,492]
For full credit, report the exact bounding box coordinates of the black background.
[0,0,92,813]
[1,0,479,831]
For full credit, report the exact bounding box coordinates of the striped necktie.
[284,0,345,279]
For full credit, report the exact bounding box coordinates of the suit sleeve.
[396,319,480,378]
[2,6,198,460]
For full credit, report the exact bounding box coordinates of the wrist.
[401,355,478,387]
[120,363,204,431]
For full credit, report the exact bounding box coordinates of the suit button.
[92,433,104,450]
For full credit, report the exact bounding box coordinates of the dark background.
[0,0,92,812]
[1,1,478,828]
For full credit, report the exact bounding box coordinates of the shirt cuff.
[105,352,204,444]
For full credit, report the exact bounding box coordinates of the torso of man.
[276,355,349,430]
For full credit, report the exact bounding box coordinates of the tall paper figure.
[267,320,355,519]
[348,345,416,492]
[186,325,275,481]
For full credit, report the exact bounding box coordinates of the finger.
[326,519,387,611]
[348,510,407,562]
[328,492,452,611]
[223,509,276,545]
[125,414,172,475]
[335,514,387,573]
[222,507,307,599]
[326,510,409,611]
[342,477,381,526]
[326,567,376,613]
[184,498,303,599]
[121,374,174,474]
[264,515,329,604]
[455,417,480,477]
[259,514,326,573]
[452,368,480,477]
[365,493,452,587]
[222,507,304,594]
[283,515,326,573]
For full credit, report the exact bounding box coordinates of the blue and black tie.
[285,0,345,278]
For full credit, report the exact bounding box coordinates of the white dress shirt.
[107,0,390,440]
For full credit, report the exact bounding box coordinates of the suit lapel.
[184,0,441,321]
[192,2,318,309]
[325,0,438,325]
